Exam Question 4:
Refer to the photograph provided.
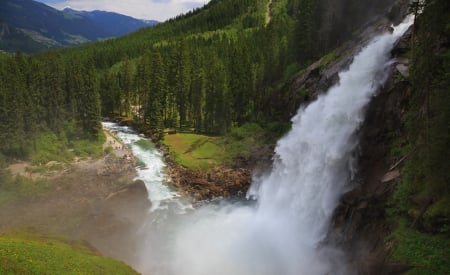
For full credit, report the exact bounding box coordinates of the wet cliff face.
[317,0,410,50]
[275,0,411,122]
[330,27,413,275]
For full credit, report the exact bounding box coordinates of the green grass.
[0,232,138,275]
[387,220,450,275]
[162,133,225,169]
[162,123,289,170]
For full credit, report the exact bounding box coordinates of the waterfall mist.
[133,17,413,275]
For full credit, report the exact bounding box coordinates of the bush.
[29,132,73,164]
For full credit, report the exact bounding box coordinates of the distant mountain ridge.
[0,0,158,53]
[63,8,159,38]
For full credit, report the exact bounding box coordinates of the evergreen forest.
[0,0,401,156]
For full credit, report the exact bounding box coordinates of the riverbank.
[159,140,252,202]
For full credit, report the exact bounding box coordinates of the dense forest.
[0,0,402,158]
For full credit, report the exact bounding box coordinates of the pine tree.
[146,51,166,136]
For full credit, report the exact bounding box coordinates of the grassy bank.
[387,220,450,274]
[0,232,138,275]
[162,123,287,170]
[162,133,225,169]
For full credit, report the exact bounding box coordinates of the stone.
[396,63,409,78]
[381,169,401,183]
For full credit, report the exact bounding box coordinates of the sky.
[34,0,210,21]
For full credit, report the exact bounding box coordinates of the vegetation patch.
[28,131,105,164]
[29,132,73,165]
[163,133,225,169]
[162,122,290,169]
[387,220,450,275]
[0,232,138,275]
[319,51,337,71]
[70,136,105,159]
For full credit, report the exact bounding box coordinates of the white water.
[102,122,189,212]
[105,17,413,275]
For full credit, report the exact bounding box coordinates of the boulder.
[381,169,401,183]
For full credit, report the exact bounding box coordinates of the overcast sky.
[34,0,210,21]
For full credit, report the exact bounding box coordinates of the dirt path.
[103,129,131,159]
[265,0,273,26]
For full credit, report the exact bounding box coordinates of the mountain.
[0,0,158,53]
[63,8,158,38]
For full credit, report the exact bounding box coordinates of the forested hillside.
[0,0,407,159]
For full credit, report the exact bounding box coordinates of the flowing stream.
[104,16,412,275]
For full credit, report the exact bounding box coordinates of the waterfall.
[128,16,413,275]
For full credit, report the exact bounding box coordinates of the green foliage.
[0,232,138,275]
[26,130,104,164]
[229,123,264,141]
[319,51,337,71]
[225,123,267,159]
[391,0,450,234]
[70,138,104,159]
[387,220,450,275]
[29,132,73,164]
[386,4,450,273]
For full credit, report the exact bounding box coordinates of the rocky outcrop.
[105,180,149,209]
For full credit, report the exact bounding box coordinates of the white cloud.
[40,0,210,21]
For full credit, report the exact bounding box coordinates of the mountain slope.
[0,0,157,53]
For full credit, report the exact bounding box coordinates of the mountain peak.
[0,0,159,53]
